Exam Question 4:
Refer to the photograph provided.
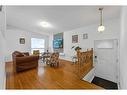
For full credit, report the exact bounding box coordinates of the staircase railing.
[75,48,94,79]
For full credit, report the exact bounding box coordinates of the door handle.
[95,56,97,59]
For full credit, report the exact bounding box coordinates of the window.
[31,38,45,53]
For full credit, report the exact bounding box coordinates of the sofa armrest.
[15,55,39,63]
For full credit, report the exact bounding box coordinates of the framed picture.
[19,38,25,44]
[83,33,88,39]
[72,35,78,43]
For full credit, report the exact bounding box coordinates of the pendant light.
[98,8,105,32]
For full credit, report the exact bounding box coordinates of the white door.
[94,39,119,83]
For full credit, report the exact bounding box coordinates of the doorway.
[94,39,119,85]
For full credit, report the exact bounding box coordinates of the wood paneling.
[76,48,94,79]
[6,59,102,89]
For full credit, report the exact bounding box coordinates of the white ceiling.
[6,6,121,35]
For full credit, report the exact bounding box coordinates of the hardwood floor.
[6,59,102,89]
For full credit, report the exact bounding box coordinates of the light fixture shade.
[98,25,105,32]
[40,21,51,28]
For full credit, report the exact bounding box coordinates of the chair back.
[33,50,40,56]
[50,52,59,63]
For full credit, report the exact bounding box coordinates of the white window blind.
[31,38,45,53]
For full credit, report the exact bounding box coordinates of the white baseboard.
[82,68,95,83]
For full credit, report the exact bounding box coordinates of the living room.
[0,5,127,91]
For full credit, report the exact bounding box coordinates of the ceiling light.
[40,21,51,28]
[98,8,105,32]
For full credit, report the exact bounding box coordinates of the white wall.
[0,7,6,89]
[63,18,120,61]
[119,7,127,89]
[0,31,6,89]
[5,25,49,62]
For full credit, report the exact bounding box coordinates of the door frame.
[93,39,120,88]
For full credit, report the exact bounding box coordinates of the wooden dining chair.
[33,50,40,56]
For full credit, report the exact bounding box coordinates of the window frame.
[31,38,45,53]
